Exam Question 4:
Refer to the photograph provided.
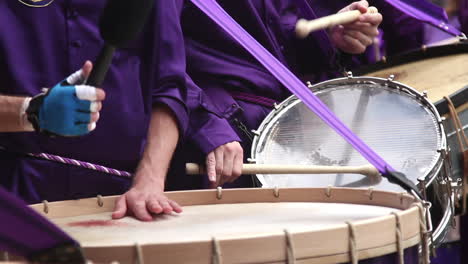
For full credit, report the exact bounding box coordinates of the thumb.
[82,60,93,79]
[112,196,127,219]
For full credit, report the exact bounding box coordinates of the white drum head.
[252,77,445,192]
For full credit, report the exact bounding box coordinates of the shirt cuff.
[189,112,241,155]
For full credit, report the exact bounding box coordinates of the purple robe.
[460,0,468,34]
[0,187,81,260]
[167,0,344,190]
[309,0,425,65]
[0,0,191,203]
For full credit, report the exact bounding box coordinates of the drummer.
[0,0,216,220]
[310,0,426,64]
[166,0,382,191]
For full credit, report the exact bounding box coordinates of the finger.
[341,0,368,13]
[232,150,244,181]
[220,150,234,185]
[82,60,93,79]
[343,34,367,54]
[169,200,183,213]
[74,123,91,134]
[75,85,97,100]
[343,23,379,37]
[74,111,91,123]
[206,152,217,184]
[130,200,153,221]
[88,122,97,132]
[159,200,173,214]
[90,112,100,123]
[90,101,102,112]
[112,196,127,219]
[344,30,374,47]
[358,13,382,25]
[147,200,163,214]
[214,149,224,186]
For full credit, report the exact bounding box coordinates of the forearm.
[132,104,180,190]
[0,95,33,132]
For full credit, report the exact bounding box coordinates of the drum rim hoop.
[30,188,424,264]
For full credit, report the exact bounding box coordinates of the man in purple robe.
[0,0,203,220]
[173,0,382,189]
[310,0,426,64]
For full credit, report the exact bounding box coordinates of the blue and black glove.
[26,68,102,136]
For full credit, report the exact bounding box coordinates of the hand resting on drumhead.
[206,141,244,188]
[112,106,183,221]
[330,0,382,54]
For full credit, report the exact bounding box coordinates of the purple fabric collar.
[189,0,395,174]
[384,0,462,36]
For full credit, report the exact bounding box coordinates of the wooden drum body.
[31,188,428,264]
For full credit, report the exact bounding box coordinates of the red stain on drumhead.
[68,220,127,227]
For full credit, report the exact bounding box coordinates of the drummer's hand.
[112,182,182,221]
[206,141,243,188]
[330,0,382,54]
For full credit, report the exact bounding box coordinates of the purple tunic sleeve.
[150,0,189,134]
[185,76,241,154]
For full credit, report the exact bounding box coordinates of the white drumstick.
[186,163,381,180]
[295,7,378,39]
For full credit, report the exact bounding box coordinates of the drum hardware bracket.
[97,195,104,207]
[325,185,332,198]
[284,229,296,264]
[42,200,49,214]
[247,158,256,164]
[306,81,313,88]
[216,187,223,200]
[135,243,144,264]
[366,187,374,200]
[274,187,280,198]
[437,117,446,125]
[251,129,260,136]
[346,71,353,79]
[422,91,428,98]
[386,74,395,82]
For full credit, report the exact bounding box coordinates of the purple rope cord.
[190,0,395,174]
[0,145,133,178]
[27,152,132,178]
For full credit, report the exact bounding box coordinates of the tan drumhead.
[366,53,468,104]
[31,188,424,264]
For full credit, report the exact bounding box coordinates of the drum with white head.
[251,76,451,245]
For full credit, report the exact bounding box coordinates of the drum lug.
[387,75,395,82]
[422,91,428,98]
[438,116,446,124]
[306,81,313,88]
[273,102,281,110]
[346,71,353,79]
[251,130,260,136]
[247,158,256,164]
[459,33,467,41]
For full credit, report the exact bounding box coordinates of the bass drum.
[251,76,450,246]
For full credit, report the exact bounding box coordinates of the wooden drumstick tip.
[186,163,205,175]
[367,6,378,14]
[295,19,311,39]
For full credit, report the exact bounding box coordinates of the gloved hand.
[26,61,105,136]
